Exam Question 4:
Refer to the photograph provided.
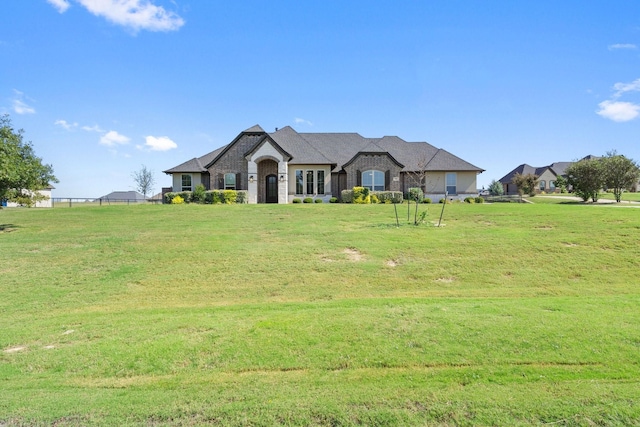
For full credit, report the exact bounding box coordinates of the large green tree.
[601,151,640,203]
[565,158,603,202]
[0,114,57,207]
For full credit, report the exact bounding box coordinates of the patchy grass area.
[1,203,640,425]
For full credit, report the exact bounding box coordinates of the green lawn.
[1,203,639,426]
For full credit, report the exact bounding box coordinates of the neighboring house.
[99,191,148,203]
[2,185,55,208]
[163,125,484,204]
[499,162,572,195]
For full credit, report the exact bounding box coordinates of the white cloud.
[100,130,130,146]
[82,124,105,132]
[75,0,184,32]
[143,135,177,151]
[12,90,36,115]
[294,117,313,126]
[608,43,637,51]
[47,0,71,13]
[54,119,78,130]
[612,78,640,98]
[596,100,640,122]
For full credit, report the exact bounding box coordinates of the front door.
[266,174,278,203]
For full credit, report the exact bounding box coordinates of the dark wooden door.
[266,174,278,203]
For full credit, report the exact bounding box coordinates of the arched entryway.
[257,159,278,203]
[265,174,278,203]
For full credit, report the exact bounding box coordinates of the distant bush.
[292,198,302,203]
[373,191,403,204]
[191,184,206,204]
[370,194,380,204]
[464,197,475,204]
[303,197,313,203]
[314,198,323,203]
[236,191,248,204]
[408,187,424,202]
[341,190,354,203]
[422,197,432,204]
[329,197,338,203]
[353,187,370,204]
[439,198,450,204]
[171,195,184,204]
[222,190,237,204]
[475,197,484,204]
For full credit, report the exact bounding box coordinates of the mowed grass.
[1,202,639,426]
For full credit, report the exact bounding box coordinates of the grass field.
[1,202,640,426]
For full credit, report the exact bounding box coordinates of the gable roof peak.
[243,124,265,133]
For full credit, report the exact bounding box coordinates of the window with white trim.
[306,170,314,194]
[181,174,192,191]
[362,170,384,191]
[539,180,546,191]
[446,173,457,195]
[295,170,304,194]
[224,173,236,190]
[317,170,325,195]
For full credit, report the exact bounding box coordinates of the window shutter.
[217,174,224,189]
[356,170,361,187]
[236,173,242,190]
[385,170,390,190]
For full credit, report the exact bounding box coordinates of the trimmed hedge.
[340,189,403,204]
[165,190,248,204]
[341,190,354,203]
[373,191,403,204]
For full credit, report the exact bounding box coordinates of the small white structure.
[2,185,54,208]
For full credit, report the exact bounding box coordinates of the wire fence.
[51,198,163,208]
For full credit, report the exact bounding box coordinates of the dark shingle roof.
[163,146,225,174]
[269,127,333,165]
[165,126,484,175]
[99,191,147,200]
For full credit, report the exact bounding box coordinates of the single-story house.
[164,125,484,204]
[499,162,572,195]
[99,191,148,203]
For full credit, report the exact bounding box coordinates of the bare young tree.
[132,165,155,198]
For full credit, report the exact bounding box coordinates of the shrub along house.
[163,125,484,203]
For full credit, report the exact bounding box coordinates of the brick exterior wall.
[208,133,263,190]
[343,154,402,192]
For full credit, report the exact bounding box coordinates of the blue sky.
[2,0,640,197]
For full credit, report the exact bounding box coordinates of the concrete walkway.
[534,195,640,206]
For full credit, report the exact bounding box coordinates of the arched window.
[224,173,236,190]
[362,170,384,191]
[549,181,556,191]
[539,180,546,191]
